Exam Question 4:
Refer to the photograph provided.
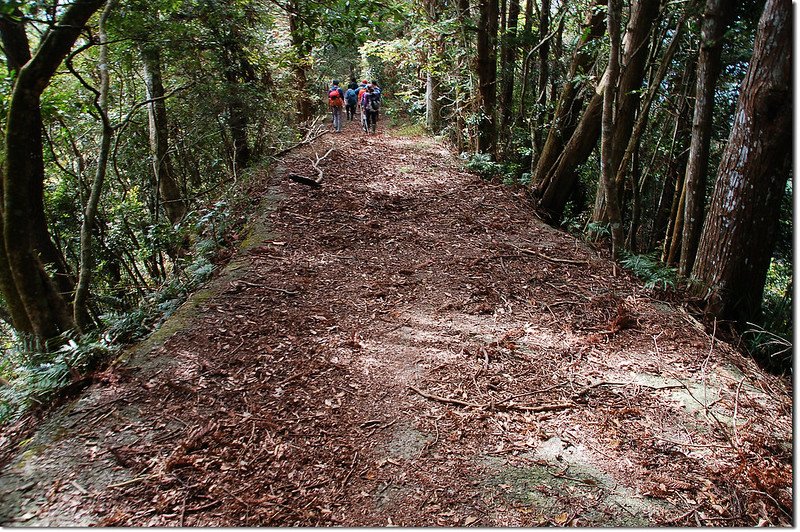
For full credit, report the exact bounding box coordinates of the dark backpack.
[345,88,358,105]
[328,88,343,107]
[368,94,381,111]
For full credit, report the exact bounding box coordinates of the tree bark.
[600,0,624,258]
[535,80,604,222]
[653,58,694,253]
[591,0,661,223]
[424,0,443,132]
[476,0,499,156]
[141,45,186,225]
[74,0,117,330]
[1,0,106,341]
[289,0,314,124]
[498,0,520,156]
[691,0,791,324]
[531,0,549,156]
[531,0,605,191]
[678,0,734,276]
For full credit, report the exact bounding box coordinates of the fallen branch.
[310,147,336,182]
[288,173,322,188]
[509,243,589,265]
[523,249,589,266]
[107,475,153,489]
[408,385,482,408]
[270,123,328,159]
[409,385,574,413]
[287,147,336,188]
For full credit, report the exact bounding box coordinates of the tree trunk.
[531,0,549,156]
[141,45,186,225]
[678,0,734,276]
[288,1,314,124]
[498,0,520,157]
[531,0,605,191]
[691,0,791,324]
[1,0,106,342]
[600,0,624,258]
[535,80,604,222]
[74,0,116,330]
[591,0,661,223]
[652,59,694,252]
[476,0,499,156]
[424,0,443,132]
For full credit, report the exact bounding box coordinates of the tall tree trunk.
[678,0,734,276]
[0,0,106,342]
[425,70,441,131]
[535,80,604,222]
[424,0,443,132]
[591,0,661,223]
[74,0,116,330]
[476,0,499,156]
[531,0,605,192]
[600,0,624,258]
[535,0,661,224]
[288,1,314,124]
[532,0,550,156]
[652,59,694,252]
[141,45,186,225]
[498,0,520,157]
[691,0,791,324]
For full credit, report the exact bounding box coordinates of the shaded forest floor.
[0,117,792,526]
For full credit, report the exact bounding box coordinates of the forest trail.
[0,117,792,526]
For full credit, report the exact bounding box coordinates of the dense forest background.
[0,0,791,421]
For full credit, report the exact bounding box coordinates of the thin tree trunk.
[652,58,694,252]
[535,79,604,222]
[476,0,499,156]
[666,179,685,265]
[678,0,734,276]
[530,0,605,192]
[691,0,791,323]
[74,0,117,330]
[141,45,186,225]
[424,0,443,132]
[600,0,624,258]
[532,0,550,156]
[289,1,314,124]
[591,0,661,223]
[498,0,520,157]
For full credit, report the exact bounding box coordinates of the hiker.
[357,81,368,109]
[345,85,358,121]
[369,80,382,122]
[328,80,344,133]
[347,77,359,91]
[361,86,379,134]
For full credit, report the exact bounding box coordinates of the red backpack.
[328,88,343,107]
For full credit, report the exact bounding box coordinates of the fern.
[620,252,677,290]
[0,332,117,423]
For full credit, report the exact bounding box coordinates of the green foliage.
[619,251,677,291]
[743,258,793,373]
[0,332,117,424]
[465,152,501,178]
[585,221,610,241]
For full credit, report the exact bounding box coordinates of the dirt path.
[0,118,792,526]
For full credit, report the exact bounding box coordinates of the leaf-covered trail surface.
[0,118,792,526]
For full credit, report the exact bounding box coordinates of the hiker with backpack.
[369,81,382,123]
[328,80,344,133]
[344,85,358,121]
[361,85,380,134]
